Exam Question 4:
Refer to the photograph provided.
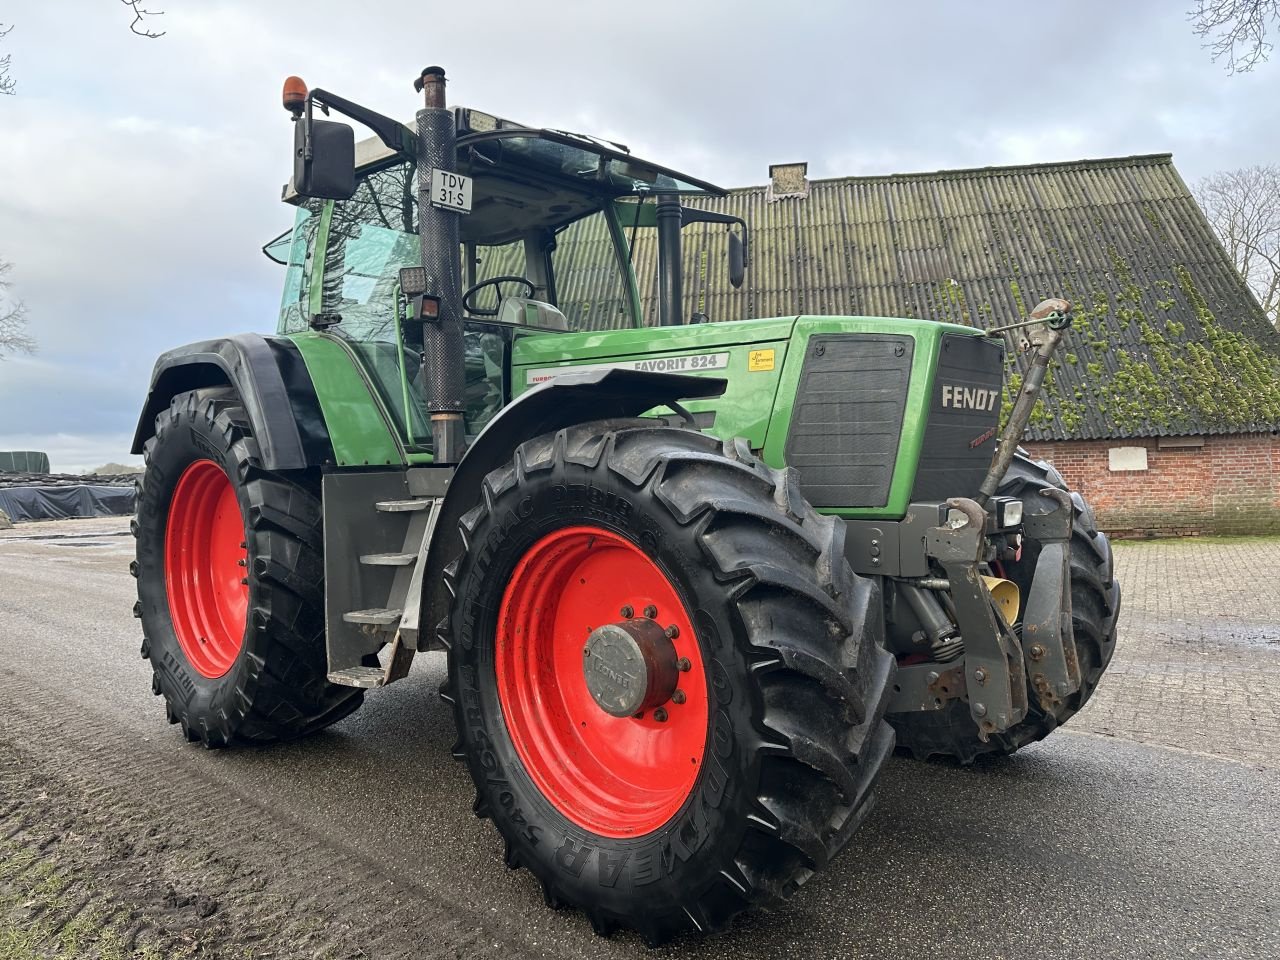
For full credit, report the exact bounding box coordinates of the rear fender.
[131,334,332,470]
[419,367,726,649]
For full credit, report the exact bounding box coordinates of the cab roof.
[284,107,727,246]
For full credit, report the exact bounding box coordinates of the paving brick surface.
[1071,536,1280,767]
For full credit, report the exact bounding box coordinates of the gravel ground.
[1,517,1277,959]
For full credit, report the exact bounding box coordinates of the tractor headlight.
[993,497,1023,530]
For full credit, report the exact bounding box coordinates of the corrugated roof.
[566,154,1280,440]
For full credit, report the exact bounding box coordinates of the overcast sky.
[0,0,1276,471]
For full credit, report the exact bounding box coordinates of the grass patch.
[0,841,133,959]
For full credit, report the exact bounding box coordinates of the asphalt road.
[1,518,1278,959]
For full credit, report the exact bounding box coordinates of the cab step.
[375,498,433,513]
[326,666,388,688]
[326,633,416,689]
[359,552,416,567]
[342,608,402,627]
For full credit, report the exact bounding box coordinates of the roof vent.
[768,162,809,201]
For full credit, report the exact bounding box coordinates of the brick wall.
[1021,433,1280,538]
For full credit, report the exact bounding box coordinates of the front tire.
[442,422,895,944]
[133,388,363,746]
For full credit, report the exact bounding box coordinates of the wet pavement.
[1,518,1277,958]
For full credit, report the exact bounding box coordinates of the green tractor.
[131,67,1120,943]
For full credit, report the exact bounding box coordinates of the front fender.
[419,367,726,647]
[130,334,331,470]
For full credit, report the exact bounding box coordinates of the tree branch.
[1188,0,1280,72]
[0,259,34,360]
[120,0,166,39]
[0,23,15,96]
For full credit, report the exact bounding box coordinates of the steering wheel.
[462,275,536,317]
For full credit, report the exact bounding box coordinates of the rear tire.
[442,422,895,944]
[890,451,1121,763]
[133,388,363,746]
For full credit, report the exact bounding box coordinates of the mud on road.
[0,682,551,960]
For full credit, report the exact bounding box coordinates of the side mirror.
[293,117,356,200]
[676,205,749,290]
[728,230,746,289]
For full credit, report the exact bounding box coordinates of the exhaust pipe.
[414,66,466,464]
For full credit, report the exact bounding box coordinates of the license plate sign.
[430,169,472,213]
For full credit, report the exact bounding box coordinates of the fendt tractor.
[130,68,1121,943]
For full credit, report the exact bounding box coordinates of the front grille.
[911,333,1005,501]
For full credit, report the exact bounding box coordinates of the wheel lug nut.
[671,690,686,705]
[620,605,634,619]
[643,605,658,619]
[665,624,679,639]
[583,646,591,656]
[676,657,691,672]
[653,707,668,723]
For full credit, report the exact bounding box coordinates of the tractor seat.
[497,297,570,331]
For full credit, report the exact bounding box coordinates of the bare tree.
[1189,0,1280,71]
[1195,165,1280,326]
[0,259,34,359]
[120,0,165,38]
[1,23,14,96]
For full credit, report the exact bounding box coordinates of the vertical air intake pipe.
[414,66,467,463]
[655,193,684,326]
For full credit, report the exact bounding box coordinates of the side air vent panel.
[784,334,914,508]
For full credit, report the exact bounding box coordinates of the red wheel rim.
[495,526,708,838]
[165,459,249,679]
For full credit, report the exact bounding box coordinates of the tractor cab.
[264,112,734,451]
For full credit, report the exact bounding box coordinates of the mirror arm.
[299,95,314,162]
[677,207,741,228]
[308,88,418,156]
[678,206,749,266]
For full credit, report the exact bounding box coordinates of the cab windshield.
[271,160,637,338]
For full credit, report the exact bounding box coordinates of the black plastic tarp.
[0,451,51,473]
[0,484,136,522]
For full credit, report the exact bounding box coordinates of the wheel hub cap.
[583,619,679,718]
